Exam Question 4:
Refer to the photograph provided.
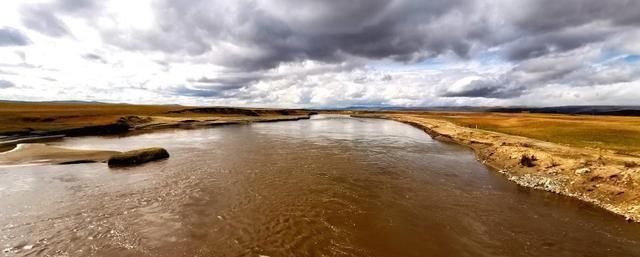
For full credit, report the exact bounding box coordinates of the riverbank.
[352,113,640,222]
[0,114,312,165]
[4,115,639,257]
[2,102,638,221]
[0,143,120,165]
[0,102,314,152]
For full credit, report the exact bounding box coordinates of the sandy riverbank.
[0,112,313,151]
[0,113,313,165]
[353,113,640,222]
[0,144,119,165]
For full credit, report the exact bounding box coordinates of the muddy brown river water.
[1,115,640,257]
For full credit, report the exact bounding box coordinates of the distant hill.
[330,105,640,116]
[3,100,639,116]
[0,100,110,105]
[0,100,185,107]
[326,106,494,112]
[487,106,640,116]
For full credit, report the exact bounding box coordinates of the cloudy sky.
[0,0,639,107]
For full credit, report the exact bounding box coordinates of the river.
[1,115,639,257]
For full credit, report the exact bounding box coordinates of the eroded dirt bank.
[0,113,313,152]
[353,113,640,222]
[0,107,315,166]
[0,143,119,165]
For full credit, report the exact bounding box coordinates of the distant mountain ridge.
[2,100,639,116]
[487,106,640,116]
[0,100,183,106]
[334,105,640,116]
[0,100,111,105]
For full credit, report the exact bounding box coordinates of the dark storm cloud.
[105,0,469,70]
[21,5,70,37]
[26,0,640,73]
[442,78,525,99]
[504,27,615,60]
[504,0,640,61]
[0,27,31,46]
[0,80,16,89]
[182,72,270,96]
[14,0,639,103]
[175,71,272,98]
[513,0,640,33]
[101,0,637,72]
[55,0,101,13]
[510,51,640,88]
[443,51,640,99]
[19,0,103,37]
[180,62,360,92]
[579,66,636,86]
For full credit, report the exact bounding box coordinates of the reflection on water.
[1,115,639,257]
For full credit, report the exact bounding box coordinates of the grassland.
[357,111,640,156]
[0,102,311,135]
[0,101,314,160]
[0,102,186,134]
[3,102,638,155]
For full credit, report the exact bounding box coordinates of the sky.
[0,0,639,108]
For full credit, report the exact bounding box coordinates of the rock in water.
[107,147,169,167]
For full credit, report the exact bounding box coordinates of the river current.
[1,115,639,257]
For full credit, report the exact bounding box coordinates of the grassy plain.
[2,102,639,155]
[0,102,308,135]
[397,112,640,155]
[0,102,185,133]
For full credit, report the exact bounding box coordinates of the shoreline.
[0,114,313,164]
[3,111,639,222]
[0,143,120,165]
[0,114,312,150]
[352,113,640,222]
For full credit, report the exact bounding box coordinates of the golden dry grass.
[0,102,308,134]
[405,112,640,155]
[3,102,639,154]
[0,102,187,133]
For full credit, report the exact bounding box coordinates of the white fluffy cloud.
[0,0,639,107]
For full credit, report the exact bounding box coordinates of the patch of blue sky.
[600,48,623,60]
[599,48,640,63]
[624,54,640,63]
